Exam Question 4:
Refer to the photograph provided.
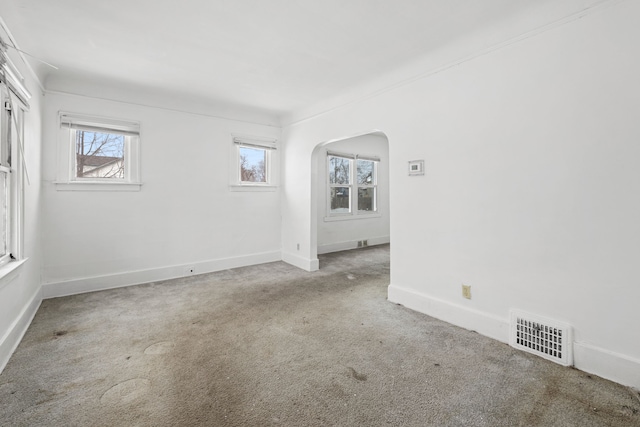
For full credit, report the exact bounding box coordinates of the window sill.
[0,258,28,291]
[324,213,382,222]
[54,182,143,192]
[229,185,277,192]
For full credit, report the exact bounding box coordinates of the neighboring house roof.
[77,155,121,168]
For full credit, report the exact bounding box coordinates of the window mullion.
[351,158,356,215]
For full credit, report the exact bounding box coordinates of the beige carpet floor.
[1,245,639,426]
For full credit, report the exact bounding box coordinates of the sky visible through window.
[239,146,266,183]
[77,131,124,157]
[242,146,263,165]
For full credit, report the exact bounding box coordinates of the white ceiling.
[0,0,599,123]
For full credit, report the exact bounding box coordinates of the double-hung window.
[0,58,28,270]
[57,113,141,191]
[327,153,378,218]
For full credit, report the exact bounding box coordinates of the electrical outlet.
[462,284,471,299]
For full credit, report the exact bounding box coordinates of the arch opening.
[309,130,390,269]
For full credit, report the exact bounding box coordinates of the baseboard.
[43,250,282,299]
[388,284,640,390]
[0,287,42,374]
[574,342,640,389]
[317,235,390,255]
[282,251,319,272]
[387,283,509,343]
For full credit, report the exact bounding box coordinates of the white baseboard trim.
[317,235,390,255]
[282,251,319,272]
[387,283,509,343]
[389,284,640,389]
[0,288,42,374]
[574,342,640,389]
[43,250,282,299]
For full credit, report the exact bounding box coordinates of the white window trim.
[325,152,380,221]
[229,134,278,191]
[55,112,142,191]
[0,84,27,282]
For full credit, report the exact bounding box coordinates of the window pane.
[0,172,7,257]
[329,156,350,184]
[239,146,267,183]
[76,131,125,179]
[357,159,375,185]
[358,187,376,213]
[330,187,350,213]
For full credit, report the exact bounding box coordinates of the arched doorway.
[310,131,390,268]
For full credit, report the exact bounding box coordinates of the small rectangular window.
[232,135,276,188]
[239,145,267,183]
[58,113,141,190]
[75,130,125,179]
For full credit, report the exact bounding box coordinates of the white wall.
[41,92,282,297]
[281,1,640,388]
[0,58,44,371]
[315,133,389,254]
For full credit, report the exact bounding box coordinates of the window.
[0,85,25,268]
[231,135,277,190]
[356,159,376,213]
[75,130,125,179]
[57,113,141,191]
[329,156,351,214]
[0,40,30,275]
[239,145,267,183]
[327,153,378,218]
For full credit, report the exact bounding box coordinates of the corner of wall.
[387,283,509,343]
[388,284,640,389]
[282,251,319,272]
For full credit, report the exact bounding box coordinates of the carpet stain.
[53,330,68,337]
[525,377,560,425]
[100,378,150,406]
[348,367,367,381]
[144,341,175,355]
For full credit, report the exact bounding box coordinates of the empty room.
[0,0,639,425]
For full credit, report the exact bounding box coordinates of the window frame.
[72,130,128,181]
[326,152,379,220]
[356,158,378,215]
[0,85,25,269]
[327,154,353,216]
[230,134,277,191]
[238,144,270,185]
[55,112,142,192]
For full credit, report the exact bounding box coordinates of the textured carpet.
[1,245,639,426]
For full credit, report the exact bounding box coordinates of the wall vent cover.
[509,310,573,366]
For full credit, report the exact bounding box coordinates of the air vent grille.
[509,310,573,366]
